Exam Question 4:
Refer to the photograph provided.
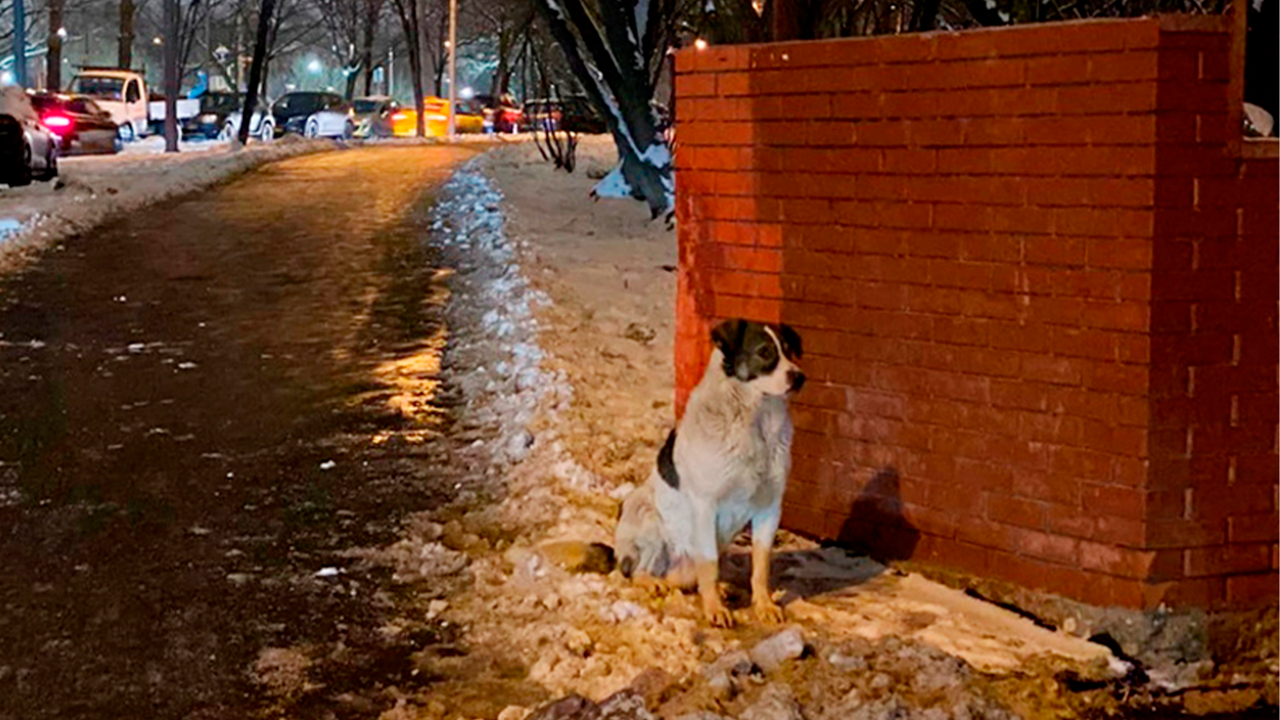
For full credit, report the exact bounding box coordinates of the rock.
[599,689,655,720]
[441,520,470,550]
[739,683,803,720]
[563,627,593,656]
[705,649,755,679]
[426,599,449,619]
[498,706,532,720]
[624,323,656,344]
[626,667,675,706]
[538,540,616,574]
[868,673,893,691]
[674,714,731,720]
[749,628,806,673]
[604,600,649,623]
[527,695,601,720]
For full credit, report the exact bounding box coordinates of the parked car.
[0,86,57,186]
[183,91,242,139]
[522,96,606,134]
[390,97,484,137]
[29,92,122,155]
[271,91,353,138]
[473,93,522,133]
[351,95,400,138]
[219,102,275,142]
[66,68,200,141]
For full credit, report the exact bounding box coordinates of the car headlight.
[199,113,218,123]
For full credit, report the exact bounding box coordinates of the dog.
[615,319,804,627]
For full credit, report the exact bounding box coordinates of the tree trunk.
[239,0,277,145]
[163,0,180,152]
[360,0,377,95]
[47,0,63,89]
[535,0,672,217]
[119,0,135,68]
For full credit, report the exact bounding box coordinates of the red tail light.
[43,114,72,129]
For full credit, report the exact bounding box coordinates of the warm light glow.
[694,38,708,50]
[56,27,67,39]
[152,36,162,45]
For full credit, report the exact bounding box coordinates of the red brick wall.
[673,16,1278,610]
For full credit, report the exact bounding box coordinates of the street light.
[308,59,322,73]
[56,27,67,40]
[446,0,457,137]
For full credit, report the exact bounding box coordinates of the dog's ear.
[776,323,803,359]
[710,319,746,377]
[716,319,747,368]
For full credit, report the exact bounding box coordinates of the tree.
[47,0,63,88]
[534,0,678,217]
[388,0,426,135]
[119,0,136,67]
[237,0,275,144]
[163,0,179,151]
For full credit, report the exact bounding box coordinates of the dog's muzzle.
[787,369,806,393]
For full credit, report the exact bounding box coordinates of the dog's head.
[710,319,805,396]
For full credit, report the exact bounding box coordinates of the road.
[0,145,476,719]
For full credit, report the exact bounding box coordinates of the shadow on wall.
[838,467,920,562]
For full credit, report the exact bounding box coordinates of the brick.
[1226,572,1280,605]
[1185,544,1273,577]
[1079,541,1160,578]
[678,73,717,98]
[1014,527,1079,565]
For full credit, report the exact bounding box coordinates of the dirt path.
[0,146,475,720]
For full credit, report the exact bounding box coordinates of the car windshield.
[29,94,62,112]
[67,98,96,114]
[69,76,125,100]
[273,94,322,114]
[203,93,240,112]
[352,99,382,113]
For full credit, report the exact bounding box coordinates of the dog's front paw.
[752,597,785,625]
[636,574,668,598]
[703,599,735,628]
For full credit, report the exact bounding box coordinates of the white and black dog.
[615,319,804,627]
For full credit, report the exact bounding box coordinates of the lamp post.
[446,0,456,137]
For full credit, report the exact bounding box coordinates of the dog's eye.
[758,344,777,362]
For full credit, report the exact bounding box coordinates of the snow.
[592,164,633,199]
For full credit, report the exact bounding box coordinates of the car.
[0,86,57,186]
[219,101,275,143]
[66,67,201,141]
[271,91,353,138]
[184,91,243,140]
[522,96,607,134]
[29,92,122,155]
[351,95,399,138]
[390,97,484,137]
[473,93,522,133]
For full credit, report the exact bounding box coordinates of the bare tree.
[47,0,63,87]
[534,0,679,217]
[119,0,136,67]
[388,0,426,134]
[237,0,275,143]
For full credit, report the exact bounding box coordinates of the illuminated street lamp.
[308,59,322,73]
